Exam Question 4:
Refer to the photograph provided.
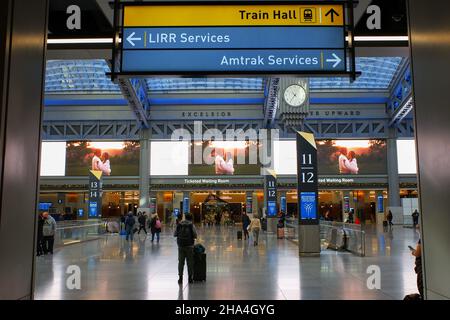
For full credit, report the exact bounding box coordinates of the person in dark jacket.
[137,213,147,235]
[125,211,135,241]
[242,212,251,240]
[412,210,420,228]
[174,213,198,284]
[387,210,394,229]
[36,212,45,256]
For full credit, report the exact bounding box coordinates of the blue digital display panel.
[122,49,345,72]
[122,27,344,50]
[78,209,84,217]
[280,196,287,213]
[89,202,98,218]
[377,195,384,213]
[267,201,277,217]
[300,192,317,220]
[39,202,52,211]
[183,197,190,214]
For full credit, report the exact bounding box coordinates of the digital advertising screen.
[188,141,262,176]
[317,139,387,175]
[274,139,388,176]
[65,141,140,176]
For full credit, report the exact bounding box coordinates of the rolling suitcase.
[237,230,243,240]
[193,252,207,282]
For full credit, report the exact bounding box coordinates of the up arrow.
[325,8,339,23]
[326,53,342,68]
[126,31,142,47]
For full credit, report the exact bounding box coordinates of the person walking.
[248,216,262,246]
[242,212,251,240]
[387,210,394,229]
[42,212,57,254]
[125,211,136,241]
[137,213,147,235]
[151,215,162,243]
[412,209,420,228]
[174,213,198,284]
[36,212,45,256]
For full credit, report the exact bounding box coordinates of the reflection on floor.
[35,224,420,300]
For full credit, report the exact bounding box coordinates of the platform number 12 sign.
[296,132,319,224]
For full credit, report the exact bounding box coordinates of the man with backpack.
[125,211,136,241]
[174,213,197,284]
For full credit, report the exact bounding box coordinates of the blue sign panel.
[377,195,384,213]
[280,196,287,213]
[89,202,98,218]
[183,197,190,214]
[267,201,277,217]
[122,27,345,50]
[122,49,345,72]
[300,192,317,220]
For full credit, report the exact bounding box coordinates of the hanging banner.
[265,169,278,217]
[296,132,319,225]
[88,170,102,218]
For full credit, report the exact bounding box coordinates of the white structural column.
[409,0,450,300]
[387,128,402,224]
[139,128,151,208]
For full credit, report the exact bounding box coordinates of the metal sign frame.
[110,0,358,80]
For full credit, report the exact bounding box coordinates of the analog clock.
[283,84,307,107]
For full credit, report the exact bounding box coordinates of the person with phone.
[411,226,423,298]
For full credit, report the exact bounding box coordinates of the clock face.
[283,84,307,107]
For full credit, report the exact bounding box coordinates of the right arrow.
[325,8,339,23]
[126,31,142,47]
[326,53,342,68]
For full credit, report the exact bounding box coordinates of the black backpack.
[177,223,194,247]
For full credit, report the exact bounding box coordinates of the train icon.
[303,9,313,21]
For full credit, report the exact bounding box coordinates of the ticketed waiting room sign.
[118,2,349,75]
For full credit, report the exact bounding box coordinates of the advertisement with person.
[66,141,140,176]
[316,140,387,175]
[188,140,262,176]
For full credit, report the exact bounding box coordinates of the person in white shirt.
[346,151,359,174]
[101,152,111,176]
[91,149,102,171]
[213,149,235,175]
[338,148,350,174]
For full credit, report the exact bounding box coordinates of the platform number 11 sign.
[296,132,319,225]
[265,170,277,218]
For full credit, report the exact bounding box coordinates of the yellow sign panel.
[124,4,344,27]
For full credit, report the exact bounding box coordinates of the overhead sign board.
[123,4,344,27]
[117,2,349,75]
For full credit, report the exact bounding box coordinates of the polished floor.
[35,224,420,300]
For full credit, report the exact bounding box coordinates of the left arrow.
[126,32,142,47]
